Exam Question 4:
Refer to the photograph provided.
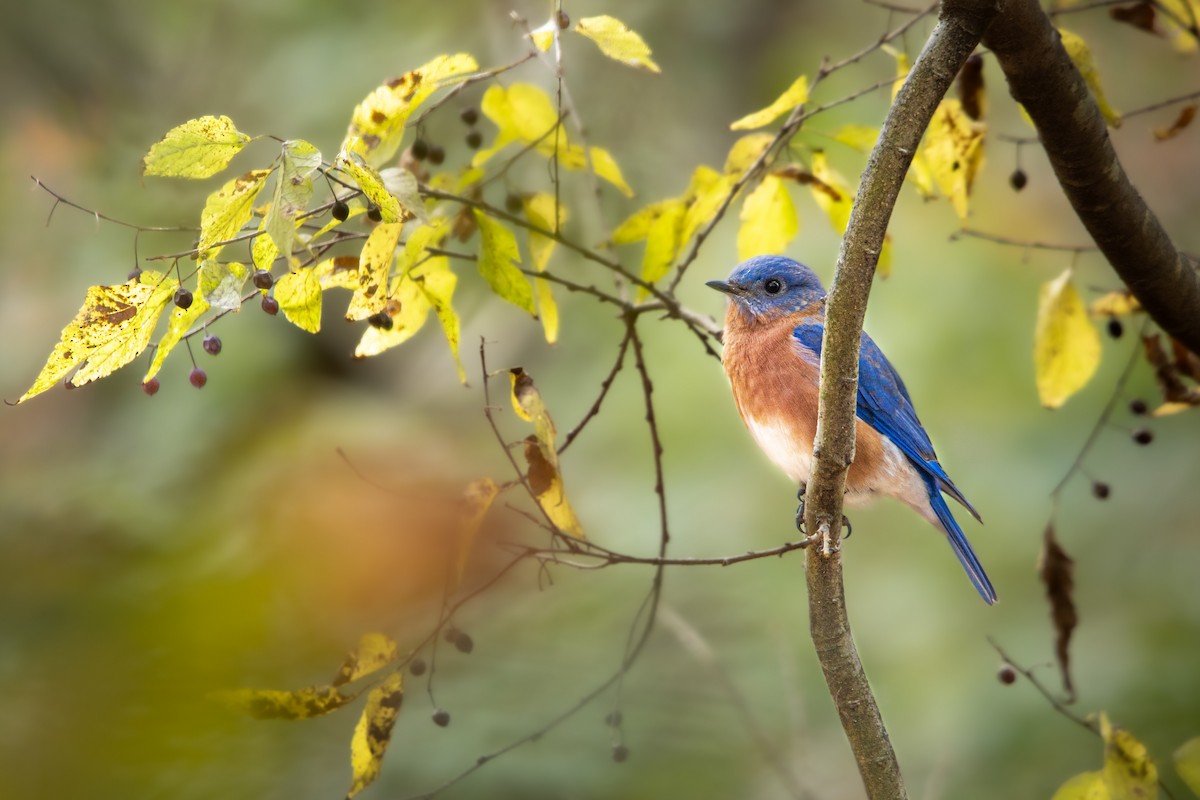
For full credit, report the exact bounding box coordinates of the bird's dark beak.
[706,280,742,296]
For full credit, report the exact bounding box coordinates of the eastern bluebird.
[707,255,996,604]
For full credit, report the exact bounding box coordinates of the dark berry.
[1009,169,1027,191]
[331,200,350,221]
[261,295,280,316]
[411,139,430,161]
[611,744,629,763]
[142,378,160,396]
[252,270,274,290]
[174,288,194,310]
[427,144,446,165]
[505,193,524,214]
[465,130,483,149]
[189,368,207,389]
[460,107,479,126]
[998,664,1017,685]
[556,9,570,28]
[128,266,143,281]
[409,658,427,676]
[202,334,222,356]
[367,204,383,223]
[432,709,451,727]
[1132,428,1153,445]
[454,633,474,654]
[1129,398,1149,415]
[367,311,393,330]
[443,627,461,645]
[1092,481,1111,500]
[1107,318,1124,339]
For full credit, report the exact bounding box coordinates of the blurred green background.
[2,1,1198,798]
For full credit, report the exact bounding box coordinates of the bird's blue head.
[706,256,827,321]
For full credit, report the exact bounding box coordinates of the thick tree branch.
[984,0,1200,355]
[804,2,999,798]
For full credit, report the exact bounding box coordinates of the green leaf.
[347,672,404,799]
[199,169,272,258]
[335,151,407,224]
[142,115,251,179]
[522,193,567,272]
[144,296,209,382]
[1035,268,1102,409]
[1175,736,1200,796]
[265,139,321,258]
[20,272,175,401]
[574,15,661,74]
[1099,713,1157,800]
[475,210,535,316]
[274,270,322,333]
[199,260,251,311]
[342,53,478,167]
[737,174,798,261]
[731,75,809,130]
[346,222,403,321]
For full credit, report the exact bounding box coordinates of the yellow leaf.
[342,53,478,167]
[1059,29,1122,127]
[574,15,661,74]
[737,174,798,261]
[142,115,251,179]
[529,18,556,52]
[509,367,557,448]
[21,272,175,401]
[534,276,559,344]
[724,133,776,174]
[878,233,894,279]
[1099,713,1158,799]
[641,199,686,293]
[475,210,535,316]
[216,685,352,720]
[1174,736,1200,796]
[680,165,737,245]
[809,151,853,232]
[731,75,809,130]
[613,199,678,244]
[523,192,568,271]
[252,227,279,273]
[1159,0,1200,53]
[1152,401,1193,417]
[1090,290,1142,317]
[332,633,399,687]
[1050,771,1110,800]
[584,145,634,197]
[413,257,466,381]
[830,124,880,153]
[923,99,985,220]
[199,260,251,311]
[336,150,408,224]
[346,222,403,321]
[523,436,585,538]
[275,270,322,333]
[199,169,272,258]
[885,46,910,101]
[456,477,499,585]
[265,139,321,257]
[1035,268,1102,408]
[314,256,361,291]
[908,150,937,200]
[353,275,430,358]
[144,296,209,382]
[347,672,404,799]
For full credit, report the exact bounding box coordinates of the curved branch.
[804,2,999,798]
[984,0,1200,355]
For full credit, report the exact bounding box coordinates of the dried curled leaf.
[1142,333,1200,411]
[957,53,986,121]
[1154,104,1196,141]
[1038,524,1078,701]
[1034,268,1101,408]
[142,115,251,179]
[574,15,661,73]
[347,672,405,799]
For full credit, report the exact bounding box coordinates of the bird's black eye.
[763,278,783,294]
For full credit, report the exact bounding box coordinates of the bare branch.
[984,0,1200,355]
[804,2,1000,798]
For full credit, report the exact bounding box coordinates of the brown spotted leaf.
[216,685,353,719]
[332,633,399,687]
[957,53,986,121]
[347,671,404,799]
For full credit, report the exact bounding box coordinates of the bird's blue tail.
[927,483,996,604]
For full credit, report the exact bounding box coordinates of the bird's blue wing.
[792,322,980,521]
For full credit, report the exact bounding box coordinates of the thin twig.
[559,328,633,453]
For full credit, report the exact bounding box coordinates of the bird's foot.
[797,514,852,553]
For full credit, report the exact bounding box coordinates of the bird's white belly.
[744,415,813,485]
